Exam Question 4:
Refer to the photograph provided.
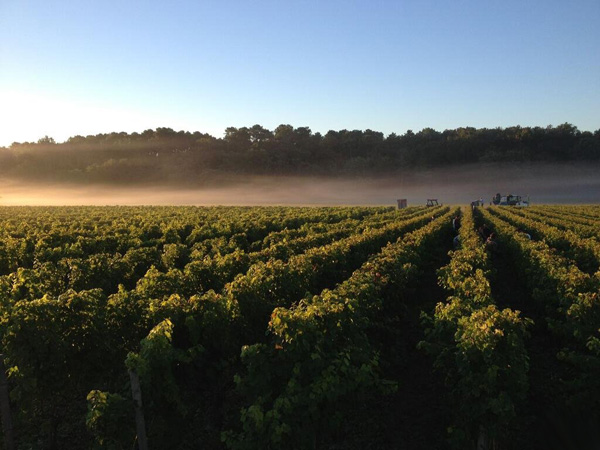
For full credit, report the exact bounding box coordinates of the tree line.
[1,123,598,185]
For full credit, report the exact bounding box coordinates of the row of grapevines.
[0,206,437,447]
[488,206,600,274]
[517,207,600,239]
[0,207,413,303]
[112,210,406,301]
[95,205,439,306]
[188,207,411,258]
[221,208,457,449]
[85,207,451,448]
[534,205,600,225]
[258,206,427,251]
[0,206,401,446]
[0,206,399,274]
[478,208,600,409]
[118,207,450,378]
[419,207,531,448]
[222,206,450,342]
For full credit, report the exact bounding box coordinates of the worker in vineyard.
[452,215,461,231]
[517,228,532,240]
[477,224,491,241]
[453,234,461,249]
[485,232,498,253]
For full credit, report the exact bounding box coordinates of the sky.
[0,0,599,147]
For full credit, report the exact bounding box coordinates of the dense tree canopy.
[1,124,598,185]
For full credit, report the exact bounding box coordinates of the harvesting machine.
[492,193,530,207]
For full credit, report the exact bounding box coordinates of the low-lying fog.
[0,163,598,206]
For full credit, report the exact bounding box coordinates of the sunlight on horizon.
[0,89,208,147]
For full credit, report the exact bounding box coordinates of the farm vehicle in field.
[492,193,530,207]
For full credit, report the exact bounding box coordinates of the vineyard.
[0,204,599,449]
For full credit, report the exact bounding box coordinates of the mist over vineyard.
[1,161,598,206]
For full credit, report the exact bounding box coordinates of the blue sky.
[1,0,598,146]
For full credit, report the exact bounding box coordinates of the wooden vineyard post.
[0,354,15,450]
[128,369,148,450]
[477,425,496,450]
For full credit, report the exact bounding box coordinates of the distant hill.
[1,124,598,186]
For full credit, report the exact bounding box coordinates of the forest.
[1,124,599,186]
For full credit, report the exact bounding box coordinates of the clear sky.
[1,0,598,146]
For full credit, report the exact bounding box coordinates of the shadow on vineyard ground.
[488,242,597,450]
[326,240,453,450]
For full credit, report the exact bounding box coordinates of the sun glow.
[0,89,170,147]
